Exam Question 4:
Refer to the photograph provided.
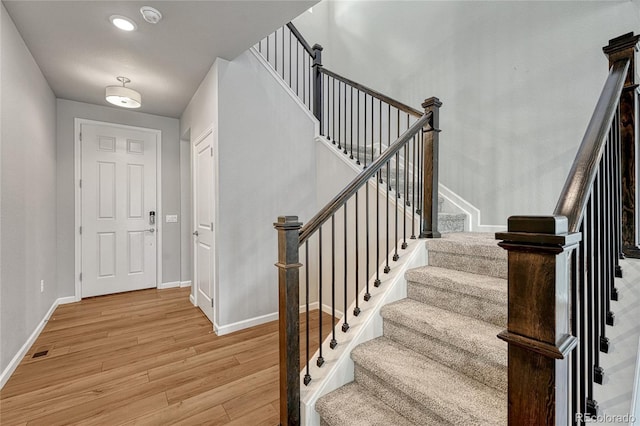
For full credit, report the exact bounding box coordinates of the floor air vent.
[32,350,48,358]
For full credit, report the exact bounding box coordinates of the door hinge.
[211,299,214,308]
[79,272,82,281]
[210,146,213,157]
[79,179,82,188]
[211,222,214,230]
[79,226,82,235]
[79,132,82,142]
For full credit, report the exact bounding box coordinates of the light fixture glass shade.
[105,86,141,108]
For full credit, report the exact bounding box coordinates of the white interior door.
[81,122,158,297]
[193,130,215,324]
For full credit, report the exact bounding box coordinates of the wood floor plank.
[0,287,333,424]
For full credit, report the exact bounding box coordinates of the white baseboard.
[180,280,192,288]
[438,183,506,233]
[0,296,76,389]
[158,281,180,289]
[189,293,196,306]
[214,312,279,336]
[631,337,640,426]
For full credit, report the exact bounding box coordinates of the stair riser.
[383,320,507,393]
[407,282,506,327]
[428,251,507,279]
[439,217,465,234]
[354,365,446,425]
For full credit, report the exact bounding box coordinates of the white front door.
[193,130,215,324]
[81,122,158,297]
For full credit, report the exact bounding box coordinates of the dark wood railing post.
[603,32,640,258]
[420,97,442,238]
[312,44,324,134]
[274,216,302,426]
[496,216,580,426]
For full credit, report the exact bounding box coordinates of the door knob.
[147,228,155,233]
[193,230,199,236]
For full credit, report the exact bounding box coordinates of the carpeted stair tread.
[406,265,506,304]
[425,232,507,278]
[316,382,417,426]
[352,337,506,425]
[381,299,507,391]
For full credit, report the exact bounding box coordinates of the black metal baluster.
[266,32,270,64]
[586,198,599,416]
[356,90,361,166]
[614,108,624,272]
[342,83,347,155]
[258,38,262,53]
[411,134,416,239]
[570,242,578,423]
[337,81,342,150]
[304,242,311,385]
[365,183,371,301]
[417,130,424,235]
[596,170,609,355]
[393,150,400,261]
[371,96,374,166]
[295,42,299,97]
[354,192,361,315]
[604,138,614,327]
[378,100,382,176]
[578,223,588,423]
[281,26,285,79]
[330,215,337,349]
[375,169,381,287]
[343,205,349,332]
[288,29,292,86]
[317,228,325,367]
[402,138,408,250]
[350,87,354,159]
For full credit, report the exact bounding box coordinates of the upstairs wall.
[181,49,318,332]
[295,1,639,225]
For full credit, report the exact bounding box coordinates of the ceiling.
[2,0,317,118]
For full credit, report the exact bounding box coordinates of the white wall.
[181,49,318,331]
[295,1,639,225]
[0,4,57,374]
[56,99,181,294]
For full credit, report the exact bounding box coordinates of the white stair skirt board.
[438,183,505,233]
[300,238,426,426]
[632,338,640,426]
[0,296,76,389]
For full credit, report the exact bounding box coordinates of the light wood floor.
[0,287,334,425]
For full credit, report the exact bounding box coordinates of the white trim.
[438,183,506,233]
[0,296,75,389]
[191,126,218,325]
[158,281,180,289]
[180,280,192,288]
[249,47,320,136]
[74,119,163,300]
[189,293,196,306]
[300,239,427,426]
[631,337,640,426]
[214,312,279,336]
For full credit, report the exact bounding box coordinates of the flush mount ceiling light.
[109,15,137,31]
[140,6,162,24]
[105,77,141,109]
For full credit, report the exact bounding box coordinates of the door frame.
[191,125,218,326]
[74,118,163,301]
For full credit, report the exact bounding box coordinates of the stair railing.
[256,23,424,172]
[495,32,639,425]
[275,97,441,425]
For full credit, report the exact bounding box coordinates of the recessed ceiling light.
[110,15,137,32]
[105,77,141,109]
[140,6,162,24]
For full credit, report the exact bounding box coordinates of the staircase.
[316,233,508,425]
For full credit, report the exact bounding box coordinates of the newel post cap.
[422,97,442,110]
[274,216,302,230]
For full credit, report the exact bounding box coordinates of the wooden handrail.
[286,22,316,58]
[554,59,630,232]
[319,67,423,118]
[299,112,431,245]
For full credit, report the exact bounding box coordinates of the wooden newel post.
[312,44,324,134]
[274,216,302,426]
[603,32,640,258]
[420,97,442,238]
[496,216,580,426]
